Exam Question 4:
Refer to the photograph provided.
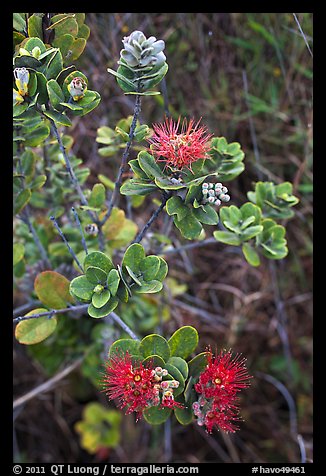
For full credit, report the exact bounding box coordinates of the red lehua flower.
[148,116,212,172]
[102,352,157,420]
[195,350,251,400]
[203,405,241,434]
[193,349,251,434]
[161,393,184,409]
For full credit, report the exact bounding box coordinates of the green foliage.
[208,137,245,181]
[69,246,168,318]
[213,180,298,265]
[247,181,299,219]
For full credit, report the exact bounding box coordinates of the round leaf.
[107,269,120,296]
[91,290,111,308]
[69,275,95,302]
[167,356,189,380]
[85,266,108,285]
[143,406,171,425]
[84,251,114,274]
[168,326,198,359]
[15,309,57,345]
[122,243,145,272]
[35,271,74,309]
[109,339,141,357]
[88,297,119,318]
[139,334,170,361]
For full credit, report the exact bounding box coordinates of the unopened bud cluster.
[201,182,230,206]
[152,366,180,407]
[13,67,30,104]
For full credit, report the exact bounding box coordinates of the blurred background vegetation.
[13,13,313,464]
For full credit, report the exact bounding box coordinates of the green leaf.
[91,290,111,309]
[89,183,106,208]
[120,179,157,196]
[85,266,108,284]
[188,352,210,378]
[15,309,57,345]
[213,230,241,246]
[134,280,163,294]
[143,406,171,425]
[46,79,65,111]
[125,266,142,285]
[13,13,27,32]
[84,251,114,274]
[14,188,31,214]
[50,14,78,37]
[155,176,185,191]
[88,297,119,318]
[242,243,261,267]
[167,357,189,380]
[21,150,36,177]
[29,174,47,191]
[139,334,171,361]
[137,151,163,179]
[109,339,141,357]
[13,243,25,266]
[35,271,75,309]
[174,402,194,425]
[53,34,74,59]
[163,363,185,396]
[43,110,72,127]
[168,326,198,359]
[107,269,120,296]
[69,275,95,302]
[173,212,202,240]
[155,257,168,282]
[128,159,149,180]
[240,225,263,241]
[122,243,145,272]
[23,122,50,147]
[142,355,166,367]
[139,256,161,281]
[193,205,219,225]
[45,49,64,79]
[166,196,189,221]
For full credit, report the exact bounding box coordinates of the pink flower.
[148,117,212,172]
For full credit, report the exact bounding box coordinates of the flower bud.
[31,46,41,59]
[208,189,215,196]
[93,284,104,294]
[208,196,215,203]
[13,88,24,105]
[214,199,221,206]
[68,77,87,101]
[120,30,166,69]
[202,183,209,189]
[13,67,29,97]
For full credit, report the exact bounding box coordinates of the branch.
[13,304,88,323]
[107,312,139,340]
[13,357,83,410]
[20,207,51,268]
[133,192,171,244]
[50,120,89,207]
[100,94,142,225]
[50,216,84,273]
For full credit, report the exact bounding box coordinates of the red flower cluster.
[148,117,212,172]
[102,352,182,420]
[193,350,251,433]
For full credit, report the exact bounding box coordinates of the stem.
[50,216,84,273]
[20,207,51,268]
[50,120,89,207]
[13,357,83,410]
[107,312,139,340]
[133,192,171,244]
[100,94,142,225]
[161,237,217,255]
[71,207,88,255]
[13,304,88,323]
